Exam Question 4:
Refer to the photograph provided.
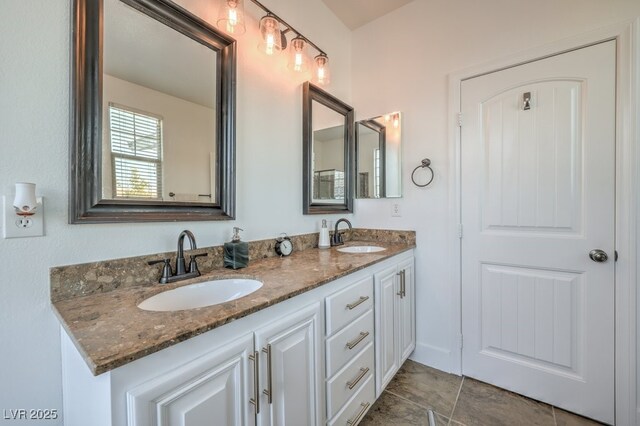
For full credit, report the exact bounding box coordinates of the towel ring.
[411,158,434,187]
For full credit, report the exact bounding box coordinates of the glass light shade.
[217,0,246,35]
[313,54,330,85]
[13,182,38,216]
[258,16,282,55]
[288,37,309,73]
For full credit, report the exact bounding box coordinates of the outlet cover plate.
[3,196,44,238]
[391,202,402,217]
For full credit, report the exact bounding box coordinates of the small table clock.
[275,233,293,257]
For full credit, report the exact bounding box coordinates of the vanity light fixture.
[218,0,331,85]
[217,0,246,35]
[258,15,283,55]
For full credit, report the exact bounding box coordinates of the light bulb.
[295,53,303,71]
[228,8,237,25]
[266,34,274,55]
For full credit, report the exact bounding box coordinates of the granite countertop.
[52,237,415,375]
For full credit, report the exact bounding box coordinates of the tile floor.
[360,360,604,426]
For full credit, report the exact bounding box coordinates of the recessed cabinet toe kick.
[60,251,415,426]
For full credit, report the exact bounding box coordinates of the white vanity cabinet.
[374,257,415,396]
[60,250,415,426]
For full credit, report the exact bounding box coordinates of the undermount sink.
[138,278,263,312]
[337,245,386,254]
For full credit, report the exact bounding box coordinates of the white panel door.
[255,302,322,426]
[461,41,615,424]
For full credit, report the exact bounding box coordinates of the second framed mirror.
[302,82,355,214]
[356,112,402,199]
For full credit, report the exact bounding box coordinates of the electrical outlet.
[391,202,402,217]
[3,196,44,238]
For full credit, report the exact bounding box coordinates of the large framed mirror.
[302,82,354,214]
[70,0,236,223]
[355,112,402,198]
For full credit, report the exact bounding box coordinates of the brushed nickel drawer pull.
[347,367,370,390]
[262,344,273,404]
[347,402,371,425]
[346,296,369,310]
[396,272,403,297]
[249,351,260,414]
[346,331,369,350]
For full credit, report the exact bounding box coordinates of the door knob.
[589,249,608,263]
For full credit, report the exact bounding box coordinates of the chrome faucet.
[332,218,352,246]
[148,230,208,284]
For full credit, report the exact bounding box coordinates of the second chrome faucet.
[148,230,208,284]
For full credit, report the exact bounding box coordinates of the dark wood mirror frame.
[70,0,236,223]
[302,82,355,215]
[356,119,386,198]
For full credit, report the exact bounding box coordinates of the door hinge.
[457,224,463,239]
[615,250,619,262]
[459,334,464,349]
[457,112,463,127]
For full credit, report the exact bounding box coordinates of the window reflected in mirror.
[356,112,402,199]
[312,101,346,203]
[102,0,217,204]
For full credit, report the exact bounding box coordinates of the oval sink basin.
[337,245,386,254]
[138,279,263,312]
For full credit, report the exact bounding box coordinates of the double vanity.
[52,229,416,426]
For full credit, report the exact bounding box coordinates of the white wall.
[351,0,640,378]
[102,74,215,201]
[0,0,351,423]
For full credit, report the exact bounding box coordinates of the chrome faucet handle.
[188,253,208,274]
[148,259,173,284]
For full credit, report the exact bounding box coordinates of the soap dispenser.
[224,227,249,269]
[318,219,330,249]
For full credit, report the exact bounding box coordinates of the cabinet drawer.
[327,342,374,419]
[326,309,374,377]
[327,374,375,426]
[326,276,374,335]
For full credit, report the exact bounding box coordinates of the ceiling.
[103,0,217,109]
[321,0,416,30]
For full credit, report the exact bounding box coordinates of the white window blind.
[109,103,163,199]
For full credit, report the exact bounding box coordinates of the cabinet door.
[397,258,416,363]
[374,265,399,396]
[126,333,254,426]
[255,302,322,426]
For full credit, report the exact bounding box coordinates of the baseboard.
[409,342,458,375]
